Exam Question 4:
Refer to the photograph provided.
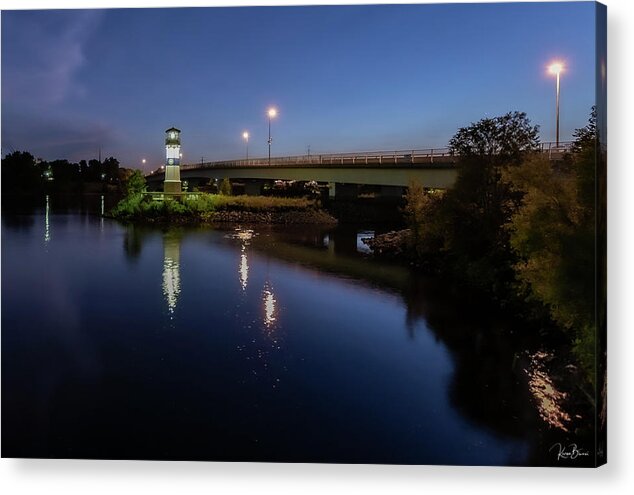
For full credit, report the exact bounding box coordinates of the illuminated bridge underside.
[148,165,458,189]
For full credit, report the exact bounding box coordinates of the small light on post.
[242,131,250,161]
[267,107,277,166]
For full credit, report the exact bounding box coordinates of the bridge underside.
[146,165,458,191]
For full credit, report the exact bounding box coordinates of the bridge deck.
[145,141,573,190]
[147,141,572,175]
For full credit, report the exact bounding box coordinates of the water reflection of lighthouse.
[162,232,182,315]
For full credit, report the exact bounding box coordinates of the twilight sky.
[1,2,598,172]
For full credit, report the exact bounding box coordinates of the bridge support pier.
[328,182,358,200]
[328,182,336,199]
[244,180,263,196]
[379,185,405,199]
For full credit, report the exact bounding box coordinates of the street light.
[142,158,146,165]
[242,131,250,161]
[548,61,564,147]
[267,107,277,166]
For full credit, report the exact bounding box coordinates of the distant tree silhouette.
[1,151,41,193]
[102,157,120,182]
[79,159,89,177]
[88,159,102,181]
[49,159,80,183]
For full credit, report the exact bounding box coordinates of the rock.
[363,229,411,256]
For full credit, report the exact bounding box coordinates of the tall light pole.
[548,61,564,147]
[267,107,277,166]
[242,131,250,161]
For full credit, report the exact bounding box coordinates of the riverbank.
[364,228,597,447]
[108,193,338,225]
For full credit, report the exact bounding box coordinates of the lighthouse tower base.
[164,180,182,194]
[163,164,181,194]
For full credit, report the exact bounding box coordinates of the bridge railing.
[181,147,456,171]
[171,141,573,172]
[539,141,574,157]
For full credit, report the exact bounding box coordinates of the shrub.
[219,178,232,196]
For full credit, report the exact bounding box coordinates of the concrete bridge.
[145,142,572,198]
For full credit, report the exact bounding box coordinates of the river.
[2,194,552,465]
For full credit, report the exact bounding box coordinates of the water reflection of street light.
[237,229,252,291]
[548,61,564,147]
[242,131,250,161]
[262,282,277,329]
[239,248,249,291]
[44,195,51,243]
[267,107,277,166]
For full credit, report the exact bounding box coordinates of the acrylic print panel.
[0,1,606,467]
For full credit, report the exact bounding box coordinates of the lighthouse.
[164,127,182,194]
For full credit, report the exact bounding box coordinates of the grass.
[110,192,318,220]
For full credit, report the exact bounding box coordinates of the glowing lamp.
[548,62,564,75]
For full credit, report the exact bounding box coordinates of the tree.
[405,112,540,298]
[124,169,146,196]
[508,107,599,385]
[403,180,445,259]
[571,106,597,154]
[102,157,120,182]
[79,159,88,175]
[49,159,80,184]
[449,111,540,165]
[1,151,41,193]
[88,159,102,181]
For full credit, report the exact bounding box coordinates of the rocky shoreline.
[362,228,411,257]
[108,208,338,225]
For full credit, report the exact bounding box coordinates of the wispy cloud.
[2,10,103,107]
[1,10,115,160]
[2,108,116,161]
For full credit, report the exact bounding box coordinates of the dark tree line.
[1,151,131,194]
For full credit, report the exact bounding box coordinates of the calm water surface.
[2,196,548,464]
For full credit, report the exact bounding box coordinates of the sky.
[1,2,598,172]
